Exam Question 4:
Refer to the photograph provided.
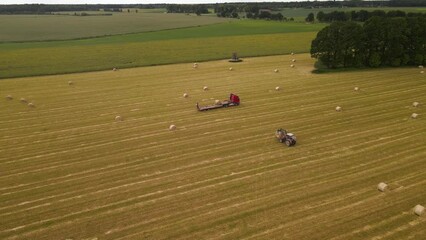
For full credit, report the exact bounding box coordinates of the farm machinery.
[197,93,240,111]
[275,128,297,147]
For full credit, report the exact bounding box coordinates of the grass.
[0,20,325,79]
[0,12,229,42]
[0,54,425,239]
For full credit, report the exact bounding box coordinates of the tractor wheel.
[285,140,291,147]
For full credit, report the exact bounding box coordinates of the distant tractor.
[275,128,297,147]
[229,52,243,62]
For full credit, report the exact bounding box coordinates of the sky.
[2,0,325,4]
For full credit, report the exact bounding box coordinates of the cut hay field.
[0,12,229,42]
[1,54,425,240]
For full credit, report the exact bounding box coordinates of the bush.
[369,53,382,67]
[390,58,401,67]
[414,54,424,65]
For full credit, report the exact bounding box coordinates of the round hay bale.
[115,115,123,121]
[413,101,419,107]
[214,99,222,105]
[411,113,418,119]
[28,102,35,108]
[274,69,279,73]
[113,68,117,71]
[68,81,73,86]
[414,204,425,216]
[229,67,233,71]
[169,124,176,131]
[203,86,208,91]
[292,59,296,62]
[354,87,359,91]
[335,106,342,112]
[20,98,27,103]
[291,52,294,55]
[290,64,295,68]
[419,65,424,69]
[421,71,424,74]
[183,93,189,98]
[275,86,280,91]
[377,182,388,192]
[5,95,13,100]
[193,63,198,68]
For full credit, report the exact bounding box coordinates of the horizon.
[1,0,332,5]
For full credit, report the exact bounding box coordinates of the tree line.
[166,5,209,15]
[310,16,426,69]
[313,9,426,23]
[2,1,426,14]
[214,4,288,21]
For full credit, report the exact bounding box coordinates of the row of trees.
[314,9,426,23]
[166,5,209,15]
[310,16,426,69]
[214,4,292,21]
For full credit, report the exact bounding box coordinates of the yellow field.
[0,54,425,239]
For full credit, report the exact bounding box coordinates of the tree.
[311,21,364,68]
[317,11,325,22]
[306,12,314,22]
[259,11,272,19]
[311,22,344,68]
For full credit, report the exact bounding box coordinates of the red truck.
[196,93,240,111]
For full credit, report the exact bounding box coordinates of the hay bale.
[183,93,189,98]
[203,86,208,91]
[414,205,425,216]
[411,113,418,119]
[291,52,294,55]
[290,64,295,68]
[377,182,388,192]
[20,98,27,103]
[115,115,123,121]
[419,65,424,69]
[421,71,424,74]
[68,81,73,85]
[274,69,279,73]
[193,63,198,68]
[229,67,233,71]
[354,87,359,91]
[5,95,13,100]
[113,67,117,71]
[169,124,176,131]
[214,99,222,105]
[28,103,35,108]
[292,59,296,62]
[413,101,419,107]
[335,106,342,112]
[275,86,280,91]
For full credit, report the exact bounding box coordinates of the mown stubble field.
[0,54,425,239]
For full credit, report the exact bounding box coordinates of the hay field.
[1,54,425,239]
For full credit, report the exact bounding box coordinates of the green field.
[0,20,325,79]
[0,12,229,42]
[1,54,425,239]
